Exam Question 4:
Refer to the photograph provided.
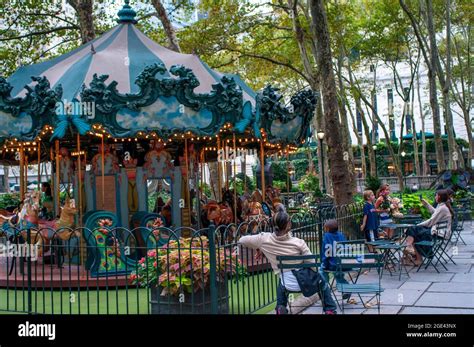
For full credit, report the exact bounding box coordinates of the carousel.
[0,1,316,287]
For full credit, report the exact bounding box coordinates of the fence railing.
[0,203,363,315]
[356,176,437,193]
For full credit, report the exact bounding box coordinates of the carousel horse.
[242,189,269,223]
[200,200,234,227]
[40,197,80,242]
[0,191,43,259]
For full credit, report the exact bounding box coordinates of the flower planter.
[150,284,229,314]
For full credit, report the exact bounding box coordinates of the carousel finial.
[117,0,137,24]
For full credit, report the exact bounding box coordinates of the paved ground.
[301,220,474,315]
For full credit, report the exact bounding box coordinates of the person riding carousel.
[39,182,54,220]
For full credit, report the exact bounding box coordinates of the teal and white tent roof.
[8,22,256,104]
[0,1,315,145]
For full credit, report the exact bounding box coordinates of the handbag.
[291,268,322,297]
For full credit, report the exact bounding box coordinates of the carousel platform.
[0,260,129,289]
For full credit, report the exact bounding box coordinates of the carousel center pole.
[101,134,105,209]
[55,140,60,216]
[260,138,265,202]
[184,137,191,226]
[37,142,41,191]
[24,153,28,196]
[232,134,237,224]
[216,136,222,202]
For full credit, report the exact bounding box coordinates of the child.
[320,219,351,300]
[361,190,379,248]
[375,184,394,238]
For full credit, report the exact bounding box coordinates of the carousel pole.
[216,136,222,201]
[55,140,60,216]
[19,144,24,201]
[37,142,41,191]
[232,134,237,224]
[24,153,28,195]
[286,149,290,194]
[101,135,105,209]
[243,150,247,193]
[200,149,205,199]
[260,138,265,202]
[76,133,83,226]
[184,138,192,226]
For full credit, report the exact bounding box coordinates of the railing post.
[317,209,323,256]
[208,223,218,314]
[26,228,32,314]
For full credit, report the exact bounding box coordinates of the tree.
[66,0,95,44]
[400,0,446,171]
[151,0,181,52]
[310,0,353,204]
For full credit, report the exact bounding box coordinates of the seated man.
[238,211,337,315]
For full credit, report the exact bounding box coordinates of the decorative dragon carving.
[0,64,317,145]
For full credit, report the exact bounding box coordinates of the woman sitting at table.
[404,189,453,266]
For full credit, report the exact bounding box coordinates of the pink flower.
[147,250,156,257]
[153,261,157,267]
[138,258,145,264]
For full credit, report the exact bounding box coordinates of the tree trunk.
[67,0,95,44]
[207,162,220,201]
[336,52,356,193]
[416,69,429,176]
[315,95,330,194]
[310,0,353,204]
[411,88,421,176]
[151,0,181,53]
[426,0,446,171]
[462,109,473,167]
[439,0,461,169]
[359,101,376,177]
[345,95,367,179]
[3,165,9,193]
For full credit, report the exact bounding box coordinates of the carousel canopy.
[0,1,316,146]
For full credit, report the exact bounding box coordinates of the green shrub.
[298,173,322,196]
[353,193,364,204]
[400,192,435,219]
[364,175,381,194]
[199,182,212,197]
[0,193,21,209]
[273,180,287,191]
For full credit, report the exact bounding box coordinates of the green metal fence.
[0,203,363,314]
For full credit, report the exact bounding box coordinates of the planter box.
[150,284,229,314]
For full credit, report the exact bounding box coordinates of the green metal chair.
[452,208,467,246]
[323,239,367,310]
[276,254,321,314]
[414,221,450,273]
[335,253,384,314]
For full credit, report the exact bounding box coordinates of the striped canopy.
[7,23,256,104]
[0,1,315,146]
